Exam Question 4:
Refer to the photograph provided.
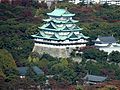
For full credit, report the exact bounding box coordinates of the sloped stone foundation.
[32,44,72,58]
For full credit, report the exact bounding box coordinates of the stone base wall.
[32,45,72,58]
[32,43,87,58]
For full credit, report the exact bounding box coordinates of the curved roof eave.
[47,14,75,17]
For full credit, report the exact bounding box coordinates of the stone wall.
[32,45,72,58]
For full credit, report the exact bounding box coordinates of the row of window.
[100,1,120,5]
[50,17,72,21]
[44,31,80,36]
[35,41,86,46]
[69,0,120,5]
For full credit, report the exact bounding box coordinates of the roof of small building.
[84,75,107,82]
[94,36,116,44]
[17,67,28,76]
[32,66,44,75]
[17,66,44,76]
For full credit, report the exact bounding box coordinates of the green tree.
[70,50,76,57]
[5,68,18,81]
[85,61,101,75]
[38,59,49,70]
[103,2,109,8]
[60,58,68,66]
[108,51,120,63]
[79,0,85,6]
[60,68,77,84]
[0,69,5,77]
[76,85,83,90]
[82,48,108,62]
[28,56,39,64]
[50,58,69,74]
[26,66,36,79]
[0,49,16,70]
[51,63,67,74]
[0,49,17,81]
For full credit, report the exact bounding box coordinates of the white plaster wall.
[99,47,120,54]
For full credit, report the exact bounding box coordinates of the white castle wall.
[99,47,120,54]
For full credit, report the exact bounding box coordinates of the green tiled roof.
[31,34,42,38]
[32,32,89,41]
[40,31,46,36]
[63,26,70,31]
[68,32,79,40]
[69,33,78,38]
[78,33,89,39]
[39,22,59,31]
[70,19,79,23]
[73,25,82,30]
[31,31,46,38]
[43,19,78,24]
[40,23,82,32]
[39,23,49,29]
[47,8,75,17]
[36,32,43,37]
[31,8,89,41]
[50,33,67,40]
[50,34,58,39]
[45,22,56,29]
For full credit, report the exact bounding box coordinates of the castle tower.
[31,8,89,58]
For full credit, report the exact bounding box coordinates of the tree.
[52,67,77,85]
[75,85,83,90]
[35,8,49,18]
[0,19,34,62]
[36,75,46,86]
[37,59,49,74]
[82,48,108,62]
[60,58,68,66]
[26,66,36,79]
[51,63,67,74]
[0,49,17,81]
[89,2,93,6]
[0,49,16,70]
[103,2,109,8]
[28,56,39,64]
[79,0,85,6]
[60,68,77,84]
[0,69,5,77]
[74,63,86,78]
[5,68,18,82]
[85,61,101,75]
[70,49,76,57]
[108,51,120,63]
[50,58,69,74]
